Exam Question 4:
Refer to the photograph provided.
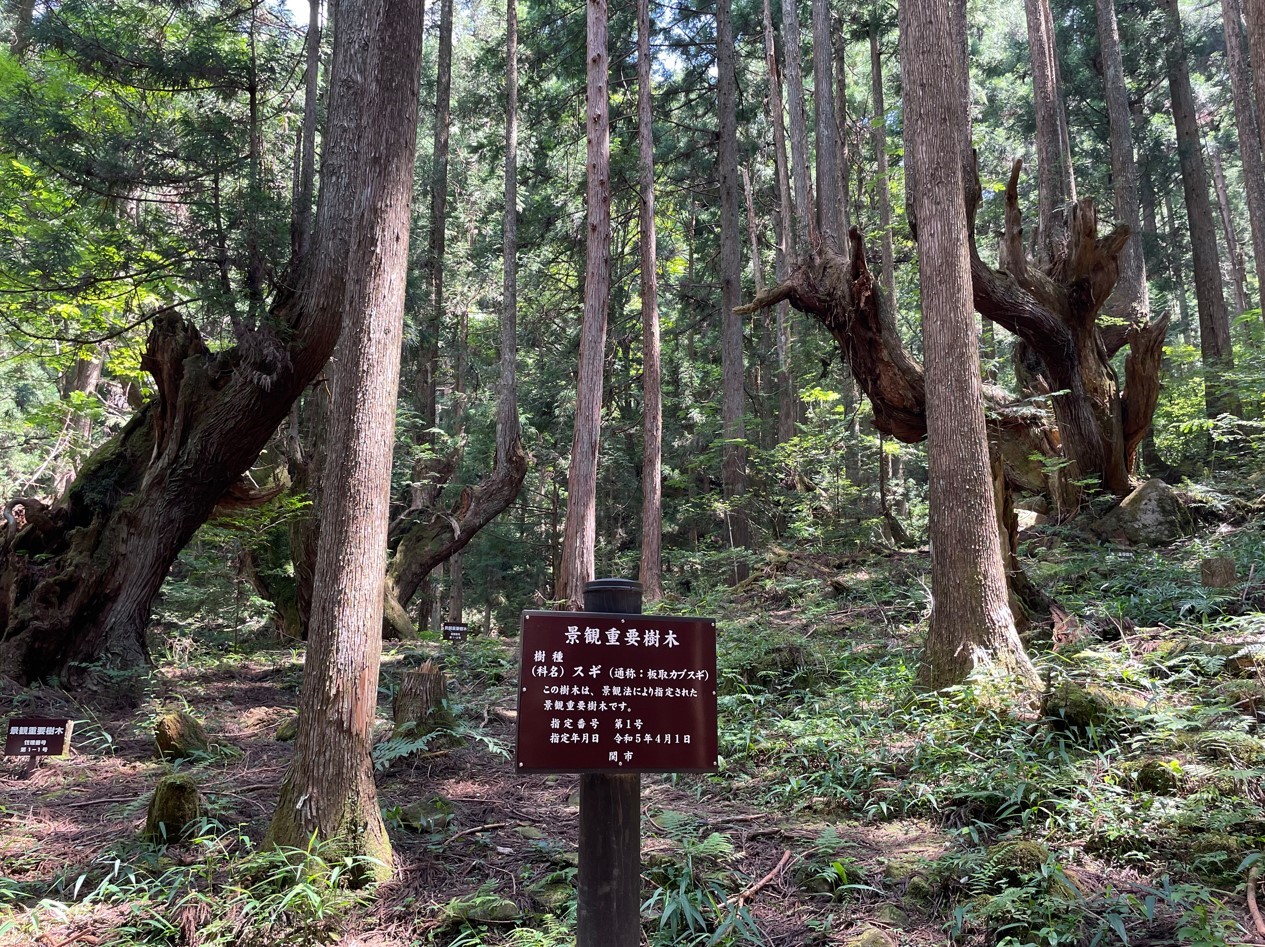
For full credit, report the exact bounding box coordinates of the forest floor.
[2,483,1265,946]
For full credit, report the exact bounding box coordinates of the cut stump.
[392,660,455,740]
[144,772,203,842]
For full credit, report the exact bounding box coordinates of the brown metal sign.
[515,611,717,773]
[5,718,74,756]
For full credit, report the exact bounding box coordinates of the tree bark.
[717,0,749,581]
[1222,0,1265,310]
[869,16,899,323]
[900,0,1039,693]
[265,0,427,879]
[49,354,106,501]
[1023,0,1076,260]
[813,0,846,246]
[761,0,797,444]
[1210,146,1250,314]
[1160,0,1241,420]
[383,0,527,618]
[556,0,611,609]
[1243,0,1265,159]
[5,0,34,58]
[637,0,664,603]
[1094,0,1149,322]
[781,0,815,248]
[291,0,321,260]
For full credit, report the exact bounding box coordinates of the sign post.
[5,717,74,776]
[514,579,718,947]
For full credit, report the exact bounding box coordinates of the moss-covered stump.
[392,660,456,741]
[154,710,211,759]
[528,876,574,912]
[144,773,204,842]
[1200,556,1238,589]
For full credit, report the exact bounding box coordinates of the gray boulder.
[1094,478,1192,546]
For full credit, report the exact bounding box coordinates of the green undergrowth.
[0,825,380,946]
[691,514,1265,945]
[6,497,1263,946]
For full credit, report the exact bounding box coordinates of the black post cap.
[583,578,643,615]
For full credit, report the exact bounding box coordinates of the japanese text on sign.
[515,611,717,773]
[4,718,74,756]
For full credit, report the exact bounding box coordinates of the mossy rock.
[144,773,203,843]
[729,641,821,690]
[154,711,211,759]
[396,794,455,833]
[1183,730,1265,765]
[1093,478,1193,545]
[528,879,573,912]
[882,852,931,883]
[792,862,834,895]
[443,895,521,923]
[982,840,1080,899]
[1215,681,1265,720]
[844,927,896,947]
[1120,757,1183,795]
[1166,640,1265,678]
[1042,680,1145,731]
[875,903,909,926]
[1188,832,1242,858]
[274,714,299,742]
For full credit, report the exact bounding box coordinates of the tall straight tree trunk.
[813,0,846,246]
[869,15,899,315]
[1094,0,1148,320]
[761,0,797,443]
[900,0,1039,692]
[267,0,426,877]
[502,0,522,518]
[1024,0,1076,258]
[557,0,611,608]
[50,355,105,500]
[717,0,749,581]
[1210,147,1250,313]
[423,0,455,429]
[782,0,815,248]
[1222,0,1265,308]
[636,0,663,603]
[1242,0,1265,158]
[291,0,321,259]
[1162,185,1195,344]
[1160,0,1241,419]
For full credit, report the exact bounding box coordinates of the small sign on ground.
[515,610,718,773]
[442,622,470,642]
[5,718,74,756]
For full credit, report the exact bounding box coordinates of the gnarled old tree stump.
[737,157,1168,515]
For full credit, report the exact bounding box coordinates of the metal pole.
[578,578,642,947]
